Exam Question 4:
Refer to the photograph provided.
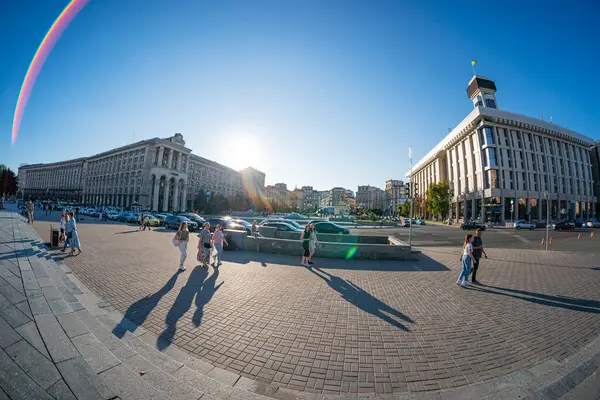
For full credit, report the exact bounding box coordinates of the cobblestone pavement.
[31,214,600,395]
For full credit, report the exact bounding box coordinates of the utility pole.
[545,191,549,251]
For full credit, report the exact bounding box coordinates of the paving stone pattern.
[21,212,600,399]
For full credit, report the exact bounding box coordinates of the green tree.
[400,201,411,217]
[193,189,207,213]
[0,167,18,197]
[424,182,452,219]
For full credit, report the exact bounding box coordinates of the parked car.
[260,221,303,232]
[118,212,132,222]
[164,215,198,230]
[586,220,600,228]
[205,218,250,233]
[153,214,168,225]
[574,219,585,228]
[284,213,307,220]
[311,221,350,234]
[260,219,304,230]
[178,213,206,226]
[415,219,426,225]
[137,214,161,227]
[552,221,575,231]
[400,220,410,227]
[460,221,487,231]
[515,220,536,230]
[125,213,140,224]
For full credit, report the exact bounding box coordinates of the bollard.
[578,233,581,240]
[592,231,595,238]
[549,237,553,244]
[541,239,545,245]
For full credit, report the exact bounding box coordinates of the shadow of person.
[113,271,182,338]
[308,267,413,331]
[157,266,210,350]
[478,284,600,309]
[192,266,224,327]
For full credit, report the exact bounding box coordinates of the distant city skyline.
[2,0,599,191]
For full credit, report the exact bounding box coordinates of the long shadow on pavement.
[468,285,600,313]
[478,284,600,309]
[225,251,448,272]
[112,271,182,338]
[308,266,414,331]
[157,266,223,350]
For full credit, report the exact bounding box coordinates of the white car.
[515,220,536,230]
[586,220,600,228]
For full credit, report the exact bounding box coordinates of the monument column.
[471,198,476,219]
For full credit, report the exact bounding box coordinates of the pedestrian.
[44,203,48,216]
[211,224,228,266]
[27,200,35,224]
[144,214,150,231]
[172,221,189,271]
[251,220,258,236]
[139,213,145,230]
[59,214,66,243]
[457,234,474,287]
[300,224,312,267]
[197,222,212,268]
[67,211,82,255]
[74,207,79,222]
[470,228,487,284]
[308,223,318,265]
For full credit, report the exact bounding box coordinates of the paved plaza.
[3,207,594,397]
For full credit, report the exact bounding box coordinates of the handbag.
[67,231,73,239]
[203,242,212,249]
[172,233,181,247]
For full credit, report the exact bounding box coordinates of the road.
[350,224,600,253]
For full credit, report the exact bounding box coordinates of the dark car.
[261,221,303,232]
[179,213,206,226]
[573,219,585,228]
[312,221,350,234]
[164,216,198,230]
[206,218,251,234]
[461,221,487,231]
[552,221,575,231]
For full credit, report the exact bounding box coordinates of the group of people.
[172,221,228,271]
[139,213,151,231]
[457,228,486,286]
[59,210,82,255]
[300,223,318,267]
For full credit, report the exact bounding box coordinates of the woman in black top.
[300,225,311,267]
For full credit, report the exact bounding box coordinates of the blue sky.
[1,0,599,191]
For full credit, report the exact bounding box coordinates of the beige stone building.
[18,134,265,212]
[408,76,596,223]
[357,185,387,211]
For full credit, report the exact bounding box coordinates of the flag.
[408,147,412,163]
[471,60,477,67]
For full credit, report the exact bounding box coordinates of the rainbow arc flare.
[12,0,89,144]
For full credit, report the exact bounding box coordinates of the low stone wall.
[243,236,417,260]
[273,230,388,244]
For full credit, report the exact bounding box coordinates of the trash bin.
[51,228,60,248]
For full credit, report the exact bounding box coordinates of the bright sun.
[227,133,261,170]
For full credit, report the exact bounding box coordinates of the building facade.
[18,134,265,212]
[408,76,597,223]
[385,179,406,215]
[357,185,387,211]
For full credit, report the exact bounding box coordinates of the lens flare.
[345,246,358,260]
[12,0,89,144]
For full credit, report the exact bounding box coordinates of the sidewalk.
[1,210,599,399]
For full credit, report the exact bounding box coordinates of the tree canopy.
[424,182,452,218]
[0,166,18,197]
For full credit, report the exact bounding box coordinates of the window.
[488,148,497,167]
[484,127,494,145]
[485,98,497,108]
[489,170,499,188]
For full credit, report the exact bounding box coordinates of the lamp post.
[408,147,413,246]
[544,191,549,252]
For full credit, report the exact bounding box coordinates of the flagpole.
[408,147,413,246]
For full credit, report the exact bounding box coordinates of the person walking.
[27,200,34,224]
[470,229,487,284]
[308,223,318,265]
[197,222,212,268]
[211,224,228,266]
[67,211,82,255]
[457,234,474,287]
[251,220,258,236]
[172,222,189,271]
[300,224,312,267]
[144,214,150,231]
[139,213,145,230]
[59,214,66,243]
